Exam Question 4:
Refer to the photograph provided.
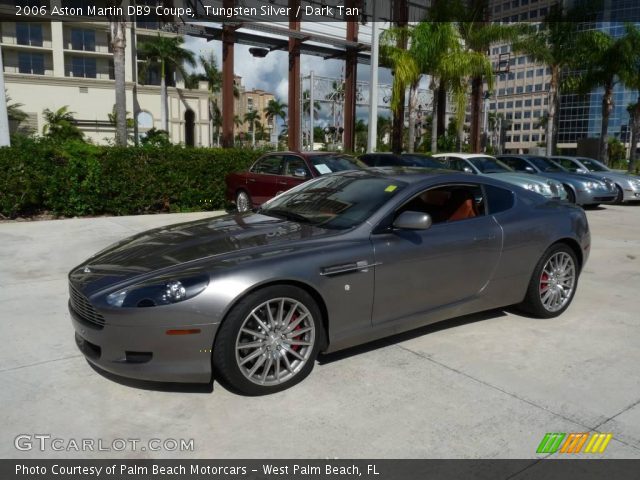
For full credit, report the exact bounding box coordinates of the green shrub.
[0,138,262,218]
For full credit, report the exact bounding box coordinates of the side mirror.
[525,166,535,173]
[463,166,474,174]
[576,168,588,174]
[393,211,432,230]
[293,168,308,178]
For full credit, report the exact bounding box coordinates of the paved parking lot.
[1,205,639,459]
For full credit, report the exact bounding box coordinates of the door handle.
[278,181,288,185]
[248,178,256,182]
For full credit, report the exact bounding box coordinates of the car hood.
[585,171,638,183]
[537,171,604,184]
[69,213,336,293]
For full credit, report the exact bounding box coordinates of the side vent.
[79,86,88,94]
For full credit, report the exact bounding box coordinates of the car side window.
[398,184,485,224]
[556,158,577,171]
[446,158,465,172]
[284,156,310,178]
[484,184,515,214]
[251,156,284,175]
[502,157,526,171]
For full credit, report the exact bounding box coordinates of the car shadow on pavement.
[318,308,508,365]
[87,361,214,394]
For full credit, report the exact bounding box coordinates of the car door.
[370,183,502,326]
[246,155,285,205]
[278,155,311,193]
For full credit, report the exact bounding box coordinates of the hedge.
[0,137,264,218]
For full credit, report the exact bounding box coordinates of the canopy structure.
[174,0,428,150]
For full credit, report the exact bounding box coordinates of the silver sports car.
[69,169,590,395]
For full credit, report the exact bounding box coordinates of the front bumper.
[70,303,217,383]
[574,187,616,205]
[621,187,640,202]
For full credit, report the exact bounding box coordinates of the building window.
[16,23,43,47]
[525,99,532,107]
[523,122,531,130]
[518,56,526,65]
[506,87,514,95]
[515,100,523,108]
[70,28,96,51]
[498,102,505,109]
[534,98,542,106]
[516,86,524,94]
[508,72,515,80]
[514,123,521,131]
[515,111,522,119]
[70,56,97,78]
[534,110,542,118]
[506,101,514,108]
[526,70,534,78]
[526,85,534,93]
[517,71,524,79]
[523,134,530,142]
[513,135,520,142]
[18,52,44,75]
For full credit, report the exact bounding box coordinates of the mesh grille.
[69,284,105,327]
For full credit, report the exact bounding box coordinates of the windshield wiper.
[260,208,311,224]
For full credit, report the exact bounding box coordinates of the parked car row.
[226,151,640,212]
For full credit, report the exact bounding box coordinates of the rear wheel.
[518,243,579,318]
[213,285,323,395]
[236,190,251,213]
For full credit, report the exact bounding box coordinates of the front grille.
[69,284,105,328]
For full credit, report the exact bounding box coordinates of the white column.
[309,70,314,151]
[50,21,65,77]
[0,45,11,146]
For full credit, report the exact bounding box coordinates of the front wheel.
[564,185,576,204]
[614,185,624,204]
[518,243,579,318]
[213,285,323,395]
[236,190,251,213]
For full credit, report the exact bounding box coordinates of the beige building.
[0,17,215,145]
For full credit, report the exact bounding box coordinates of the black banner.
[2,460,640,480]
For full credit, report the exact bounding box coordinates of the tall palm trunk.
[160,60,168,131]
[110,20,127,146]
[437,80,447,141]
[430,79,438,153]
[470,75,483,153]
[251,123,256,147]
[599,81,614,166]
[546,66,559,156]
[407,80,419,153]
[630,99,640,173]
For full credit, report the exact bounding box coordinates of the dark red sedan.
[225,152,365,212]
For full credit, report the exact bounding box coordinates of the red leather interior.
[448,199,477,221]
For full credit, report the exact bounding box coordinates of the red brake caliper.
[289,314,302,352]
[540,272,549,293]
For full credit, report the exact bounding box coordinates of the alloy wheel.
[235,298,316,386]
[236,191,250,212]
[539,252,576,312]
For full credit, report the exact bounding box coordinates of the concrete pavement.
[1,207,639,459]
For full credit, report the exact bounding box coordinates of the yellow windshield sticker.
[385,185,398,192]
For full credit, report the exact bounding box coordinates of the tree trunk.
[431,83,438,154]
[630,99,640,173]
[437,80,447,142]
[599,81,614,166]
[470,75,483,153]
[252,123,256,147]
[160,61,168,132]
[546,66,559,156]
[110,20,127,146]
[407,80,419,153]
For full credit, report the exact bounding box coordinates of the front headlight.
[631,179,640,190]
[106,274,209,308]
[525,183,547,194]
[584,181,598,189]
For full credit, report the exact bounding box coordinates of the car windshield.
[579,158,609,172]
[400,154,443,168]
[468,156,512,173]
[528,156,564,172]
[309,155,365,175]
[259,173,407,230]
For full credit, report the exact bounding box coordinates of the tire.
[614,185,624,204]
[235,190,251,213]
[212,285,324,395]
[518,243,579,319]
[584,204,600,209]
[564,185,576,204]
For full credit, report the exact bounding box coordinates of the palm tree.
[108,5,127,146]
[6,93,27,124]
[619,24,640,173]
[138,35,196,132]
[376,114,392,149]
[564,28,636,165]
[42,106,84,141]
[264,98,287,140]
[244,109,260,147]
[302,89,321,116]
[456,1,525,152]
[512,3,593,156]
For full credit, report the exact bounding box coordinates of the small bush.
[0,138,262,218]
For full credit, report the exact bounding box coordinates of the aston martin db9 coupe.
[69,169,590,395]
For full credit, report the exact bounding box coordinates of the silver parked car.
[497,155,617,206]
[432,153,567,200]
[552,156,640,204]
[69,169,590,395]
